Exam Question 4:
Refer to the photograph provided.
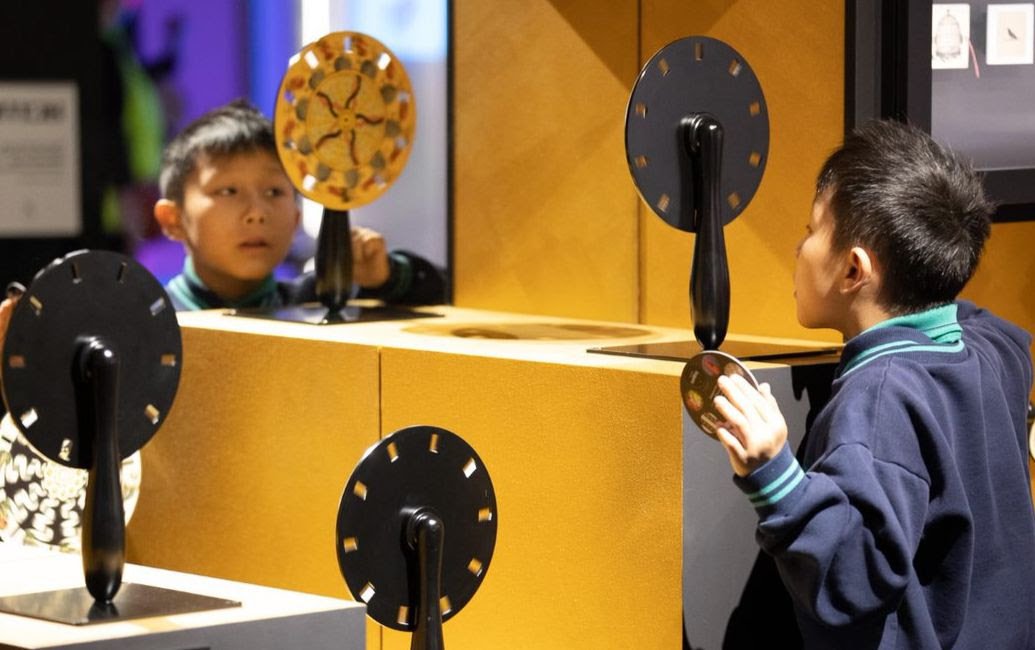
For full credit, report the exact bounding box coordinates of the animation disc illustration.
[680,349,758,439]
[275,30,415,210]
[267,31,421,322]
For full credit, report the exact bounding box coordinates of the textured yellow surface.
[125,325,381,645]
[129,309,831,649]
[378,350,684,649]
[637,0,845,341]
[451,0,846,343]
[452,0,641,323]
[450,0,1035,369]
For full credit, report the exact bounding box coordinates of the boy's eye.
[216,187,237,196]
[266,187,287,198]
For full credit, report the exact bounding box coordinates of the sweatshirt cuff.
[732,443,806,515]
[379,251,413,301]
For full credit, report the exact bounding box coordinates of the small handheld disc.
[274,31,416,209]
[681,350,758,439]
[0,250,181,469]
[625,36,769,231]
[336,425,497,630]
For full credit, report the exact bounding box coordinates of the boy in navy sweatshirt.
[714,120,1035,648]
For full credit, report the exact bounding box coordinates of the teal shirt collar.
[169,257,277,310]
[839,303,963,377]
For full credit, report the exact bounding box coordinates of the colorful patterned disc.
[274,31,416,209]
[680,350,759,439]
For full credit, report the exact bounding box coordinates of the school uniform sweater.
[163,249,444,311]
[734,301,1035,649]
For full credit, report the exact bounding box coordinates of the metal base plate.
[588,339,841,364]
[229,303,442,325]
[0,582,239,626]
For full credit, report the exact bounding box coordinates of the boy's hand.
[0,285,24,389]
[713,374,788,477]
[351,226,391,289]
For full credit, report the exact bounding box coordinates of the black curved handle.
[408,508,445,650]
[315,208,353,319]
[76,337,125,603]
[683,115,730,350]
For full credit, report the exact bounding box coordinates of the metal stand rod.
[408,508,445,650]
[315,208,353,322]
[76,336,124,603]
[682,114,730,350]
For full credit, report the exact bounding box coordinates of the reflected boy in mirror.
[153,99,444,310]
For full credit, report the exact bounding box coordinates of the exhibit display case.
[126,306,837,649]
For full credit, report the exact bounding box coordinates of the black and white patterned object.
[0,414,140,552]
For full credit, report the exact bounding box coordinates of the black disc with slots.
[0,250,181,469]
[625,35,769,232]
[336,425,497,630]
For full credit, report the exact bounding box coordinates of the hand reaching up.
[351,226,391,289]
[0,283,25,389]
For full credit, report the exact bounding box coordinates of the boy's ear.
[154,199,186,241]
[841,246,877,295]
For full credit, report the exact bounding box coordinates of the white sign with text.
[0,82,80,236]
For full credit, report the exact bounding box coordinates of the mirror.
[80,0,451,298]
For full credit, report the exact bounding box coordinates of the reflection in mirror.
[130,0,450,295]
[294,1,449,278]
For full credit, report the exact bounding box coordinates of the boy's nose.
[243,200,267,224]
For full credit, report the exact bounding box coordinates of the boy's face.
[794,190,845,331]
[156,150,299,300]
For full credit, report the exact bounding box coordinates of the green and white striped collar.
[165,257,277,310]
[839,303,963,377]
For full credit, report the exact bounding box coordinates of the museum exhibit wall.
[451,0,1035,354]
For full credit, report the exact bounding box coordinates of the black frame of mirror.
[845,0,1035,223]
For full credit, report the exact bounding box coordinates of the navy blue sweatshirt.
[734,301,1035,649]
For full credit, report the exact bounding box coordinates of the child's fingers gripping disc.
[680,350,758,439]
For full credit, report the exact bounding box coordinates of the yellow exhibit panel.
[126,322,381,600]
[118,307,838,649]
[377,347,685,649]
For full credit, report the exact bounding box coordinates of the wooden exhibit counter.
[125,305,838,650]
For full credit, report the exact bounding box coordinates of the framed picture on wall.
[932,4,971,69]
[986,3,1035,65]
[846,0,1035,222]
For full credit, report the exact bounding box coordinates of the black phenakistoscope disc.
[680,350,758,439]
[625,36,769,232]
[0,250,181,469]
[336,425,497,630]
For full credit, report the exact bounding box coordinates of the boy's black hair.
[158,98,278,204]
[816,119,994,314]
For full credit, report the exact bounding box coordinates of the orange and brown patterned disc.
[274,31,416,209]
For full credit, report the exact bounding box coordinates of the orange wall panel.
[452,0,641,323]
[638,0,845,342]
[452,1,1035,359]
